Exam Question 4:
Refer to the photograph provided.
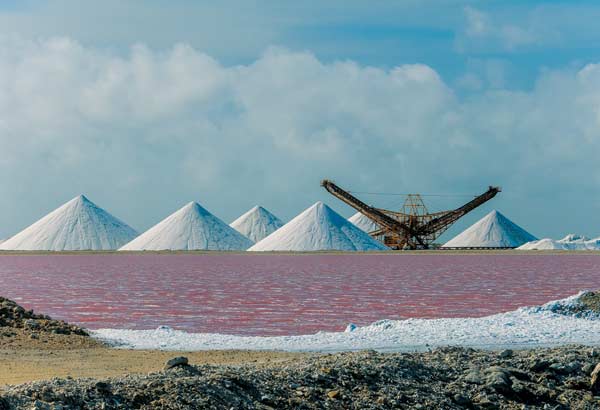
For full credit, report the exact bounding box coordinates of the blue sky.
[0,0,599,241]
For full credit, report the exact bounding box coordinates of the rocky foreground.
[3,294,600,409]
[1,346,600,409]
[0,297,87,336]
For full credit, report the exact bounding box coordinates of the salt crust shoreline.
[94,292,600,352]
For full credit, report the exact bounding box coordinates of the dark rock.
[453,393,470,405]
[94,381,111,394]
[530,359,552,372]
[590,363,600,394]
[164,356,189,370]
[486,369,512,394]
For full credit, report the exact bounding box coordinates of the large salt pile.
[248,201,388,252]
[518,234,600,250]
[119,202,253,251]
[442,210,536,248]
[230,206,284,243]
[0,195,138,251]
[348,212,380,233]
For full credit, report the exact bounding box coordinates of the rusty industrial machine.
[321,180,501,250]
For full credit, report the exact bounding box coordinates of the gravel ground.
[2,346,600,409]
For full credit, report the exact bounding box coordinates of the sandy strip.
[0,348,309,386]
[0,328,309,386]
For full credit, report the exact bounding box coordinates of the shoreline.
[1,249,600,255]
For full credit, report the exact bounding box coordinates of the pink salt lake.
[0,253,598,336]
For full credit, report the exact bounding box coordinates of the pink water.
[0,254,599,336]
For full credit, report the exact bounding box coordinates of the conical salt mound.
[119,202,253,251]
[230,206,284,243]
[443,210,536,248]
[348,212,380,233]
[248,202,389,251]
[0,195,138,251]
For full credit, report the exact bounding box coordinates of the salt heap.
[443,210,536,248]
[348,212,380,233]
[0,195,138,251]
[230,206,284,243]
[248,201,388,252]
[518,234,600,250]
[119,202,253,251]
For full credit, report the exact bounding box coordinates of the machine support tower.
[321,180,501,250]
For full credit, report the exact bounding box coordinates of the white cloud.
[458,6,558,52]
[0,36,599,239]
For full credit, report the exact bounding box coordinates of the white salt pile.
[119,202,253,251]
[443,210,536,248]
[230,206,284,243]
[248,201,388,252]
[0,195,138,251]
[348,212,380,233]
[519,234,600,250]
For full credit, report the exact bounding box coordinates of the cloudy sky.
[1,0,599,241]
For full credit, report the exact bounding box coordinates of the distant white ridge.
[348,212,380,233]
[0,195,138,251]
[248,201,388,251]
[443,210,536,248]
[119,201,253,251]
[230,206,284,243]
[518,234,600,250]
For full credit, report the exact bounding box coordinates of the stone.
[583,363,596,375]
[94,381,111,393]
[530,359,551,372]
[486,370,512,394]
[464,369,484,384]
[164,356,189,370]
[590,363,600,394]
[499,349,513,359]
[24,320,41,330]
[453,393,470,405]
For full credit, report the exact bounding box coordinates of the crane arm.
[419,186,501,235]
[320,179,417,237]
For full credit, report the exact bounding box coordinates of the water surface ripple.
[0,254,598,336]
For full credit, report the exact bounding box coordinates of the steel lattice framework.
[321,180,501,250]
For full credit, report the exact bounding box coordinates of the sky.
[0,0,600,241]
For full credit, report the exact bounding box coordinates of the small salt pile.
[348,212,380,233]
[230,206,284,243]
[119,201,253,251]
